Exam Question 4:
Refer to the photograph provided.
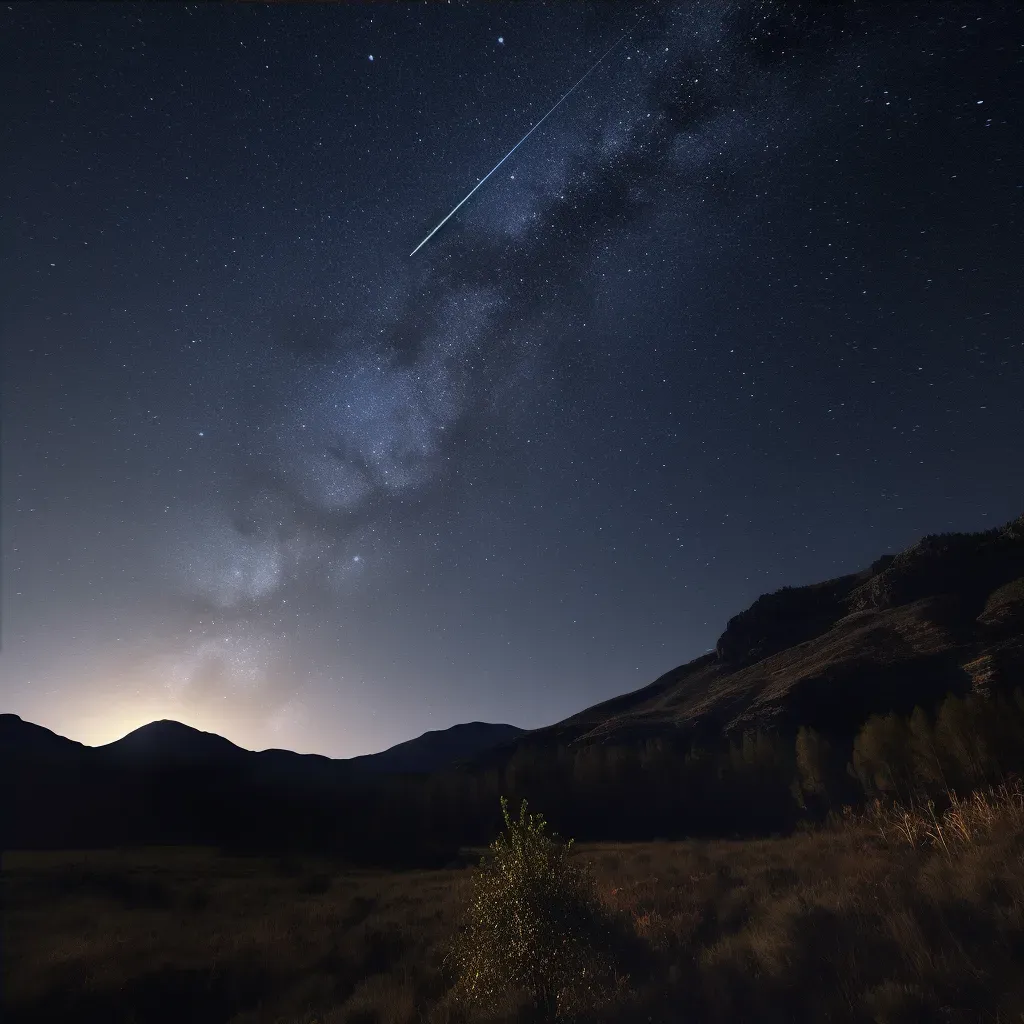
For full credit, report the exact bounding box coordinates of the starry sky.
[2,2,1022,758]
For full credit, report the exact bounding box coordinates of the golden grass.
[851,777,1024,853]
[5,796,1024,1024]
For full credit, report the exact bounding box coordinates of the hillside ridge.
[483,512,1024,755]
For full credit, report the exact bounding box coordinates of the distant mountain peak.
[120,718,217,737]
[348,720,527,774]
[100,719,248,760]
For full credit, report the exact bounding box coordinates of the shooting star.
[410,18,643,257]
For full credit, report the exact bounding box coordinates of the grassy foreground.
[5,806,1024,1024]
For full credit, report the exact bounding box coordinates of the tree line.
[368,684,1024,859]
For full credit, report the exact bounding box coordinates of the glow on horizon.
[11,646,500,759]
[24,682,405,759]
[65,701,239,749]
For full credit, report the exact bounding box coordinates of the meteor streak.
[410,19,643,257]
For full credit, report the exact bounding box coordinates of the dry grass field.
[6,795,1024,1024]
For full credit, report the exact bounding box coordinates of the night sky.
[3,3,1022,758]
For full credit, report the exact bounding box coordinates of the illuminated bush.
[447,796,622,1018]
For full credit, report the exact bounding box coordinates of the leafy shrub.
[447,797,624,1018]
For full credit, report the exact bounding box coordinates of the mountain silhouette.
[0,713,526,857]
[0,714,524,777]
[0,716,524,770]
[97,719,249,762]
[4,511,1022,856]
[346,722,526,774]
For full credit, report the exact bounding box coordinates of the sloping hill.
[514,512,1024,752]
[346,722,526,775]
[0,713,88,758]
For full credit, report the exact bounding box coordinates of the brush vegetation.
[446,797,629,1018]
[7,777,1024,1024]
